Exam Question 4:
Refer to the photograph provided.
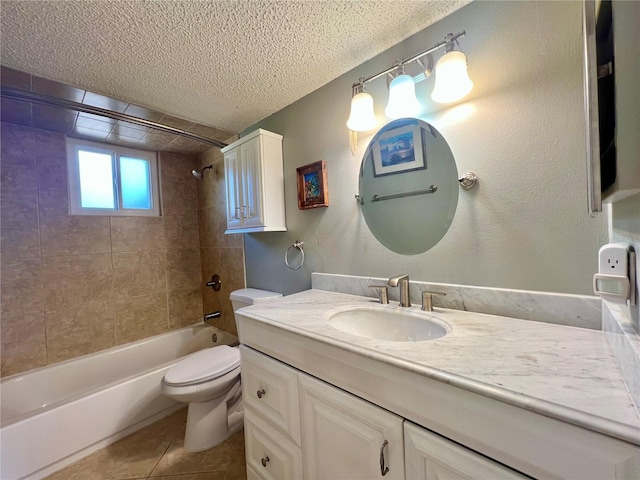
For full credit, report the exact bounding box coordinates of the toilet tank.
[230,288,282,312]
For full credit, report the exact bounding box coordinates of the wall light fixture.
[347,31,472,136]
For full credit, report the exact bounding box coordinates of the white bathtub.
[0,323,236,480]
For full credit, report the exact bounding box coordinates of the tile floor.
[45,408,247,480]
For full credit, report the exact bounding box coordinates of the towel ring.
[285,240,305,270]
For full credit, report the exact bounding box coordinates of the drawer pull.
[257,388,266,399]
[379,439,389,476]
[261,456,270,467]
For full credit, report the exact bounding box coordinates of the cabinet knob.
[257,388,266,399]
[261,456,270,467]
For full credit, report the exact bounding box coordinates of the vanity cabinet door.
[299,372,404,480]
[404,422,527,480]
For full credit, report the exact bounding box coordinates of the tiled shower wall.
[0,122,204,377]
[196,140,246,337]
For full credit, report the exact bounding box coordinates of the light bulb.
[346,91,377,131]
[385,74,420,119]
[431,51,473,104]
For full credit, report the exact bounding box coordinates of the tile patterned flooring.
[46,408,247,480]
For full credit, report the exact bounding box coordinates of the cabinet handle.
[257,388,266,399]
[235,207,241,219]
[261,456,270,467]
[242,205,248,218]
[379,440,389,476]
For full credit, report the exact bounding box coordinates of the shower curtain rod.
[1,86,229,149]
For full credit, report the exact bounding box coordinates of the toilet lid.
[164,346,240,386]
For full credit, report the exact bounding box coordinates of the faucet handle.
[421,291,446,312]
[369,285,389,304]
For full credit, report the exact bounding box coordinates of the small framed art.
[372,123,425,177]
[296,160,329,210]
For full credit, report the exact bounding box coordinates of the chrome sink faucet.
[388,274,411,307]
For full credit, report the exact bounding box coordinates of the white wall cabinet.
[222,129,286,233]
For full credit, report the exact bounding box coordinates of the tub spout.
[204,311,221,321]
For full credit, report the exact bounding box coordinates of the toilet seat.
[163,345,240,386]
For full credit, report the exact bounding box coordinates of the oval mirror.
[358,118,458,255]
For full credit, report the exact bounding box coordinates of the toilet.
[160,288,282,451]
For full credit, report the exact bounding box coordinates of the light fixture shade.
[431,50,473,104]
[346,92,377,131]
[385,74,420,119]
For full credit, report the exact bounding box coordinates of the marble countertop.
[239,289,640,445]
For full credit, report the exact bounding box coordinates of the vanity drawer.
[244,406,303,480]
[240,345,301,445]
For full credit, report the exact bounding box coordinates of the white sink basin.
[326,305,451,342]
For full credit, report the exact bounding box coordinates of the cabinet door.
[224,147,243,230]
[240,136,265,228]
[299,373,404,480]
[404,422,526,480]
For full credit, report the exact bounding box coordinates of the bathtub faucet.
[203,311,221,321]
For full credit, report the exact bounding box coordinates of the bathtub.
[0,323,236,480]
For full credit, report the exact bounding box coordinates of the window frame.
[66,137,161,217]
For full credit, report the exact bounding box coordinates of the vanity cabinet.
[241,345,527,480]
[221,129,286,233]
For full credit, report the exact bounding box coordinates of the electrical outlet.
[598,243,629,275]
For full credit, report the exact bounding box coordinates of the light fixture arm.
[354,30,466,89]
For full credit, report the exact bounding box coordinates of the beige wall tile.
[160,153,197,216]
[1,204,41,259]
[40,211,112,256]
[42,254,113,312]
[110,216,165,252]
[1,258,43,317]
[1,120,233,370]
[197,206,219,248]
[164,213,199,251]
[0,124,40,259]
[1,312,47,377]
[168,286,204,329]
[35,129,67,155]
[166,247,201,292]
[113,250,166,299]
[35,134,68,215]
[115,293,169,344]
[1,97,32,127]
[45,301,116,363]
[195,148,225,208]
[0,122,34,159]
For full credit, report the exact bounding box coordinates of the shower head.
[192,165,213,180]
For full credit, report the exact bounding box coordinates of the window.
[66,138,160,216]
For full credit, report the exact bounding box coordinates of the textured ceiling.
[1,0,469,133]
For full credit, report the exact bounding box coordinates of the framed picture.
[372,123,425,177]
[297,160,329,210]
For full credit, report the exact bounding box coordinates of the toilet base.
[183,385,244,452]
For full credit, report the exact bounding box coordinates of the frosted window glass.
[120,157,151,209]
[78,150,115,209]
